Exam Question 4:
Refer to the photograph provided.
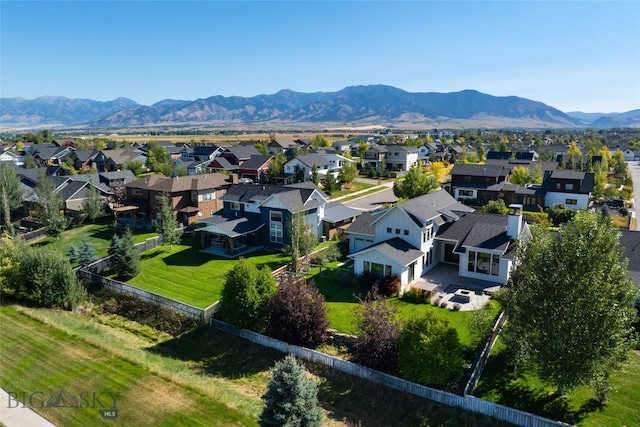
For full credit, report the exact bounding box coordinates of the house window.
[203,192,213,201]
[565,183,574,190]
[395,228,400,234]
[404,229,409,236]
[468,251,500,276]
[566,199,578,205]
[556,183,561,190]
[459,189,474,197]
[132,188,143,196]
[464,176,472,182]
[230,201,240,210]
[385,265,392,278]
[363,261,370,272]
[371,262,384,276]
[270,211,283,243]
[387,227,392,233]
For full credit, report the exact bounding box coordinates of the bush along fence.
[76,237,219,323]
[212,319,572,427]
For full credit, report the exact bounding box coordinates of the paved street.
[627,160,640,231]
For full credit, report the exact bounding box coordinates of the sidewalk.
[0,389,56,427]
[329,179,394,202]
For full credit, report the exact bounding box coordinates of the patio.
[411,263,501,311]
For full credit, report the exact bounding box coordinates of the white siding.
[544,192,589,209]
[373,208,422,248]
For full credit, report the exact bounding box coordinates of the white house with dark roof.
[347,190,529,294]
[284,154,331,180]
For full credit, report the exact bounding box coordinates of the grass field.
[30,217,157,260]
[0,304,512,427]
[123,245,289,308]
[307,262,499,347]
[474,338,640,426]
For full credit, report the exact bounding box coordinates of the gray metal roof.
[199,212,264,237]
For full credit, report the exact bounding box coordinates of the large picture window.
[467,251,500,276]
[270,211,283,243]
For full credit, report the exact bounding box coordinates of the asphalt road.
[343,187,398,212]
[627,160,640,231]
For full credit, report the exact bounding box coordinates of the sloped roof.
[290,154,330,168]
[199,212,264,237]
[350,237,424,266]
[323,201,362,224]
[450,163,506,178]
[346,210,382,236]
[220,182,324,212]
[209,157,238,171]
[238,154,272,169]
[375,189,473,227]
[224,145,260,160]
[126,173,232,193]
[619,230,640,274]
[436,211,513,254]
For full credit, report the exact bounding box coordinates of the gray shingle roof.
[239,154,272,169]
[436,212,513,254]
[220,183,324,212]
[323,201,362,224]
[199,212,264,237]
[378,189,473,226]
[451,163,506,178]
[346,210,381,236]
[352,237,424,266]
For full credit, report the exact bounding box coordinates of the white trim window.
[270,211,283,243]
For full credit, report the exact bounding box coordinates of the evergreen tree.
[107,234,121,257]
[112,229,140,280]
[67,243,80,263]
[155,193,183,249]
[78,236,99,266]
[259,354,322,427]
[311,165,319,185]
[323,173,338,194]
[0,164,23,234]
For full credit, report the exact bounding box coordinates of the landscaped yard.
[324,180,375,199]
[0,304,511,427]
[29,217,157,259]
[124,245,289,308]
[307,261,500,347]
[473,338,640,426]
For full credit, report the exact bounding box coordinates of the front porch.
[200,243,263,259]
[411,264,500,311]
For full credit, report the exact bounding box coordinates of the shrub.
[264,278,328,348]
[401,288,430,304]
[356,271,400,296]
[619,207,629,216]
[313,244,342,265]
[440,301,448,308]
[452,303,461,311]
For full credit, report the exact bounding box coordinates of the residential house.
[310,148,355,177]
[218,145,261,166]
[198,182,329,253]
[123,173,236,225]
[332,140,353,153]
[236,155,272,182]
[190,144,225,162]
[173,157,209,176]
[93,149,147,172]
[0,148,23,166]
[206,157,238,175]
[541,169,594,209]
[284,154,331,181]
[623,148,640,162]
[362,144,388,170]
[444,164,510,201]
[347,189,529,294]
[155,141,181,159]
[69,150,99,171]
[384,144,419,171]
[267,139,299,157]
[31,145,74,167]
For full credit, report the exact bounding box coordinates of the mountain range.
[1,85,638,130]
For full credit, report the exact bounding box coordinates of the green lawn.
[0,305,256,427]
[30,217,157,259]
[123,245,289,308]
[307,262,499,347]
[0,304,511,427]
[474,338,640,426]
[325,180,375,198]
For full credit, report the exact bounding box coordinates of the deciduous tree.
[260,354,322,427]
[82,183,105,223]
[337,161,357,184]
[503,212,638,395]
[392,163,438,199]
[353,290,401,374]
[219,258,277,331]
[265,277,328,348]
[0,164,23,233]
[33,171,67,238]
[398,312,464,387]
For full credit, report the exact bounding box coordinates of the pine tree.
[108,234,120,257]
[67,244,80,263]
[155,193,182,250]
[259,354,322,427]
[112,229,140,280]
[78,236,99,266]
[33,170,67,238]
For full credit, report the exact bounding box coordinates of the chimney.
[231,173,239,184]
[507,204,523,239]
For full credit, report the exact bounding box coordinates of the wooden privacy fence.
[212,319,572,427]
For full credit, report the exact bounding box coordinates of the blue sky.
[1,1,639,113]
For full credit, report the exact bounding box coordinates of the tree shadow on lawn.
[473,350,597,424]
[140,249,163,261]
[307,268,360,303]
[162,247,211,267]
[147,325,284,379]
